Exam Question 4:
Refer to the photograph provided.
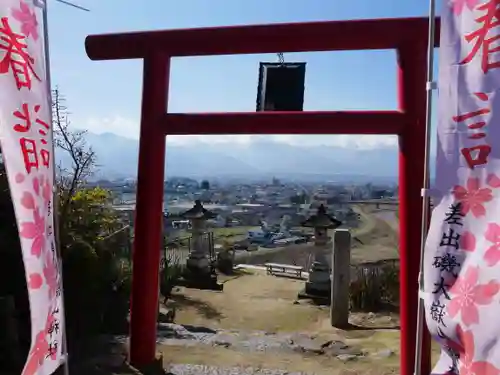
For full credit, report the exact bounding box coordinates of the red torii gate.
[85,16,439,375]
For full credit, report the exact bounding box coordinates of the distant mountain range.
[56,131,435,183]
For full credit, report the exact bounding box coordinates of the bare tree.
[52,88,96,215]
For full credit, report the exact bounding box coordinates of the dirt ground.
[168,270,332,332]
[159,270,406,374]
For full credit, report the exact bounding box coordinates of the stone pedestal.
[183,248,221,290]
[186,252,210,273]
[183,222,222,290]
[182,264,221,291]
[305,260,331,297]
[298,251,331,301]
[179,201,223,291]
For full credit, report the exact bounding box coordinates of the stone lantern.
[301,204,341,247]
[299,204,342,300]
[180,200,222,290]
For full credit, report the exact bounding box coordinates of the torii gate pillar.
[85,16,438,375]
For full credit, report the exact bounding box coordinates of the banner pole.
[41,2,70,375]
[415,0,437,374]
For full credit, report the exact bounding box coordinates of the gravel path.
[85,324,396,375]
[167,364,314,375]
[156,323,365,359]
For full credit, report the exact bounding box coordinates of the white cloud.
[84,116,140,139]
[81,116,398,150]
[270,134,397,149]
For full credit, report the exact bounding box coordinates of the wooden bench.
[265,263,304,278]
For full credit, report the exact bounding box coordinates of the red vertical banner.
[0,1,65,375]
[424,0,500,374]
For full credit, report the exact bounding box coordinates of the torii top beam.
[85,17,440,61]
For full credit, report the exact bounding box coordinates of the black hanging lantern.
[256,59,306,112]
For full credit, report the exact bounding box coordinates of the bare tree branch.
[52,88,97,216]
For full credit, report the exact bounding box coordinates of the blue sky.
[47,0,440,148]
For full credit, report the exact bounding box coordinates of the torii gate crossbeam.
[85,16,439,375]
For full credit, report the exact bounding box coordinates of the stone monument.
[330,229,352,328]
[299,204,342,301]
[180,200,223,290]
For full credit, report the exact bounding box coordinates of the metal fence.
[162,247,190,267]
[162,231,215,267]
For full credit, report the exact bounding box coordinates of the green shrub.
[60,188,133,343]
[62,238,133,343]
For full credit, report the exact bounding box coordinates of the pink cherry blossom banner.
[0,1,65,375]
[424,0,500,374]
